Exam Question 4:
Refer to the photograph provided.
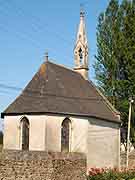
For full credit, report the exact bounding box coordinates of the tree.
[95,0,119,103]
[95,0,135,146]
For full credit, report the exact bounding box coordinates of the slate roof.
[2,61,120,123]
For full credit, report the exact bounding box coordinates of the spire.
[77,8,88,46]
[74,9,89,80]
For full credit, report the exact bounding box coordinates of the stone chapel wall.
[3,115,88,153]
[3,115,46,151]
[87,118,120,169]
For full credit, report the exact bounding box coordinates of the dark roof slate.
[2,61,120,123]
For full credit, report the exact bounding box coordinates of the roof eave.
[1,111,121,124]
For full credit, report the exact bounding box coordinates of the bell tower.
[74,10,89,80]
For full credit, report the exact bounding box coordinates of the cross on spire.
[80,3,85,17]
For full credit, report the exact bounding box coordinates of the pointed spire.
[74,9,89,80]
[76,7,88,45]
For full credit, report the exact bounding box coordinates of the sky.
[0,0,110,130]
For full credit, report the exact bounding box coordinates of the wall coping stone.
[0,150,86,161]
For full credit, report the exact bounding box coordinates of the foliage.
[94,0,135,145]
[0,131,3,144]
[87,167,135,180]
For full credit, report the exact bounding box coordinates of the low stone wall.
[120,152,126,168]
[0,151,86,180]
[121,151,135,168]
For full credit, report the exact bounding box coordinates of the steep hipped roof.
[2,61,120,123]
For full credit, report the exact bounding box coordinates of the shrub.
[87,167,135,180]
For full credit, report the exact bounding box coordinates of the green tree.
[95,0,119,103]
[95,0,135,145]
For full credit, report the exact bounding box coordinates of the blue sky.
[0,0,110,130]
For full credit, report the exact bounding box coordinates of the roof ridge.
[46,60,78,74]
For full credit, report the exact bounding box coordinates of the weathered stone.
[0,151,86,180]
[121,151,135,168]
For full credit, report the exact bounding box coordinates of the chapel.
[1,10,121,168]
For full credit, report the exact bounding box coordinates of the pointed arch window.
[20,117,29,150]
[61,118,71,152]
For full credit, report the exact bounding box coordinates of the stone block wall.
[0,151,86,180]
[121,151,135,168]
[87,118,120,168]
[120,152,126,168]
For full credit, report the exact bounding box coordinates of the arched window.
[61,118,71,152]
[20,117,29,150]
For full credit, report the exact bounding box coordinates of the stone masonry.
[121,151,135,168]
[0,151,86,180]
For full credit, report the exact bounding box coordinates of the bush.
[87,167,135,180]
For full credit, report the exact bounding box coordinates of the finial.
[45,51,48,62]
